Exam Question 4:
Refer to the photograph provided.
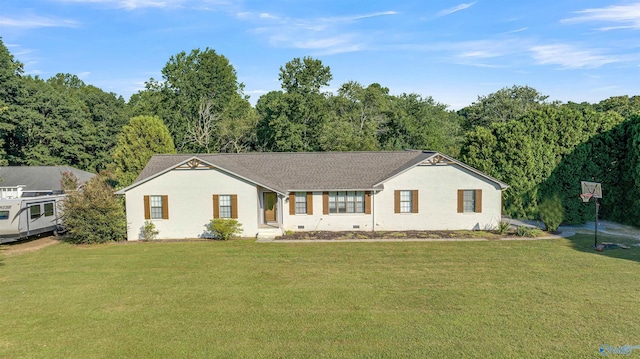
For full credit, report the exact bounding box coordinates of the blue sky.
[2,0,640,109]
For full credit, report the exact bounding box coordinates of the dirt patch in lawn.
[276,230,516,241]
[1,236,60,255]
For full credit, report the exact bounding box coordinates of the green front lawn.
[1,234,639,358]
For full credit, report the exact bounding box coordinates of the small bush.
[497,220,511,235]
[141,221,159,241]
[207,218,243,240]
[515,226,543,237]
[539,194,564,232]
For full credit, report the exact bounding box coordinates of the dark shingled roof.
[124,151,508,194]
[132,151,436,194]
[0,166,96,191]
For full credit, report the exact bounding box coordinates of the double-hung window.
[400,191,412,213]
[463,190,476,213]
[289,192,313,215]
[328,191,364,214]
[144,195,168,220]
[394,190,418,213]
[295,193,307,214]
[219,195,232,218]
[458,189,482,213]
[150,195,164,219]
[213,194,238,219]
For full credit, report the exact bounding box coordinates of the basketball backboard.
[581,181,602,199]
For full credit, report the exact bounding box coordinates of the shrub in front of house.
[62,176,126,244]
[497,220,511,235]
[206,218,243,240]
[140,221,159,241]
[538,194,564,232]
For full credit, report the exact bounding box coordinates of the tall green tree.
[279,56,332,95]
[320,82,390,151]
[5,76,99,169]
[380,94,462,156]
[458,85,549,131]
[112,115,176,187]
[0,40,128,171]
[129,48,252,152]
[594,96,640,119]
[47,73,130,171]
[0,37,25,165]
[256,57,333,152]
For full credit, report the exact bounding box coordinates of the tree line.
[2,37,639,226]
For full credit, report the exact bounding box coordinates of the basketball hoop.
[580,193,593,203]
[580,180,603,248]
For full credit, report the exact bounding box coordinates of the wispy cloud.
[562,2,640,30]
[0,15,79,28]
[530,44,620,68]
[321,11,398,23]
[436,2,476,17]
[55,0,186,10]
[259,13,279,20]
[454,38,525,59]
[241,10,398,55]
[504,27,527,34]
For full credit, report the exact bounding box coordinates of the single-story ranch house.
[117,151,508,240]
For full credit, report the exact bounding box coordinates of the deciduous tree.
[130,48,253,152]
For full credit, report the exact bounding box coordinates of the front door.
[264,192,277,223]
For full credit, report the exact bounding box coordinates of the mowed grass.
[1,234,640,358]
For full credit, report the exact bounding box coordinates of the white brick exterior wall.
[281,164,503,232]
[124,168,259,241]
[123,162,504,240]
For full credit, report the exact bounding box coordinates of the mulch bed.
[276,230,504,241]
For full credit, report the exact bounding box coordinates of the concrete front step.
[256,227,283,239]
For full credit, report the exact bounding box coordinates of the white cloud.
[530,44,619,69]
[453,38,525,59]
[321,11,398,23]
[291,34,356,50]
[436,2,476,17]
[242,10,397,55]
[562,2,640,30]
[259,13,279,20]
[504,27,527,34]
[55,0,186,10]
[77,71,91,79]
[0,15,79,28]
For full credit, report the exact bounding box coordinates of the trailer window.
[44,203,54,217]
[30,205,41,219]
[0,211,8,220]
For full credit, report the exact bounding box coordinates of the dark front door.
[264,193,277,223]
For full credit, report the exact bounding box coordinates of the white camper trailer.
[0,194,66,243]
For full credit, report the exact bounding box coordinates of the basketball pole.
[594,198,599,248]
